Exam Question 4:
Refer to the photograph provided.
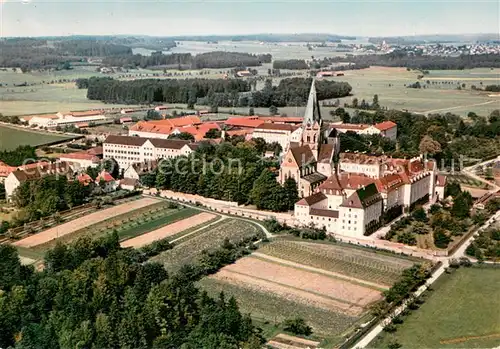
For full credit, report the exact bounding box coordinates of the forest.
[0,145,37,166]
[0,38,133,71]
[103,51,272,69]
[272,59,309,70]
[82,77,352,108]
[0,231,264,349]
[327,52,500,70]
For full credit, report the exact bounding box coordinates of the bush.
[283,317,312,336]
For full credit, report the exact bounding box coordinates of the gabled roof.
[296,192,327,206]
[374,173,405,193]
[374,121,397,131]
[254,123,299,132]
[104,135,189,149]
[225,116,263,128]
[10,162,70,182]
[120,178,138,187]
[317,143,335,163]
[310,208,339,218]
[129,116,202,134]
[436,175,447,187]
[341,183,382,209]
[290,145,316,167]
[77,173,93,185]
[96,171,115,183]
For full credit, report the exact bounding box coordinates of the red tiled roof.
[225,116,263,128]
[296,192,327,206]
[77,173,93,185]
[374,173,405,192]
[226,129,253,137]
[374,121,397,131]
[96,171,115,183]
[59,152,100,162]
[436,175,447,187]
[130,116,202,134]
[258,116,303,124]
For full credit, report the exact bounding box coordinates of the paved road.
[353,210,500,348]
[461,156,500,192]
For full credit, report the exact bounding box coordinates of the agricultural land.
[370,266,500,349]
[0,124,75,150]
[198,237,418,347]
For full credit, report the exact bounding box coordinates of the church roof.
[317,143,335,163]
[303,79,321,126]
[290,145,316,167]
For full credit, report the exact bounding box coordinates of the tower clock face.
[288,158,292,163]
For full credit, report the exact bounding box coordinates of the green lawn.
[116,207,199,241]
[0,125,74,150]
[370,266,500,348]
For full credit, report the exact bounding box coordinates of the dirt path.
[422,100,497,115]
[14,198,160,248]
[121,212,216,248]
[252,252,390,290]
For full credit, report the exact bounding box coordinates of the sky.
[1,0,499,38]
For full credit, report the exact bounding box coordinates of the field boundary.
[252,252,389,291]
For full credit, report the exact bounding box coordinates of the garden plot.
[258,239,414,286]
[121,212,216,248]
[217,256,381,314]
[13,197,160,248]
[151,219,262,272]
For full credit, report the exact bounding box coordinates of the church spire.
[303,78,321,126]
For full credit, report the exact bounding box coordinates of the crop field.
[121,212,216,248]
[328,67,500,117]
[258,239,414,287]
[151,218,262,273]
[199,238,416,346]
[13,197,160,248]
[0,124,75,150]
[370,267,500,349]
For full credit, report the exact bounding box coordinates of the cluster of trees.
[466,225,500,260]
[250,78,352,108]
[0,38,132,72]
[344,95,380,111]
[385,183,477,249]
[263,218,328,240]
[83,76,251,104]
[103,51,272,69]
[141,141,297,212]
[0,232,264,348]
[11,175,90,223]
[0,145,37,166]
[327,52,500,70]
[272,59,309,70]
[0,114,22,124]
[82,76,352,109]
[484,85,500,92]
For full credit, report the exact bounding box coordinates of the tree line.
[141,140,298,212]
[102,51,272,69]
[272,59,309,70]
[326,52,500,70]
[0,230,264,348]
[82,76,352,108]
[0,38,132,72]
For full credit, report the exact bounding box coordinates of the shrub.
[283,317,312,336]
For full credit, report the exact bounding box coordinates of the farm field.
[199,238,417,347]
[0,124,75,150]
[13,197,160,248]
[329,67,500,117]
[151,218,263,273]
[370,267,500,349]
[121,211,216,248]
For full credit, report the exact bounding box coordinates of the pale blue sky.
[1,0,499,37]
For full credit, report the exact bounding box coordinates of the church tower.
[301,79,323,159]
